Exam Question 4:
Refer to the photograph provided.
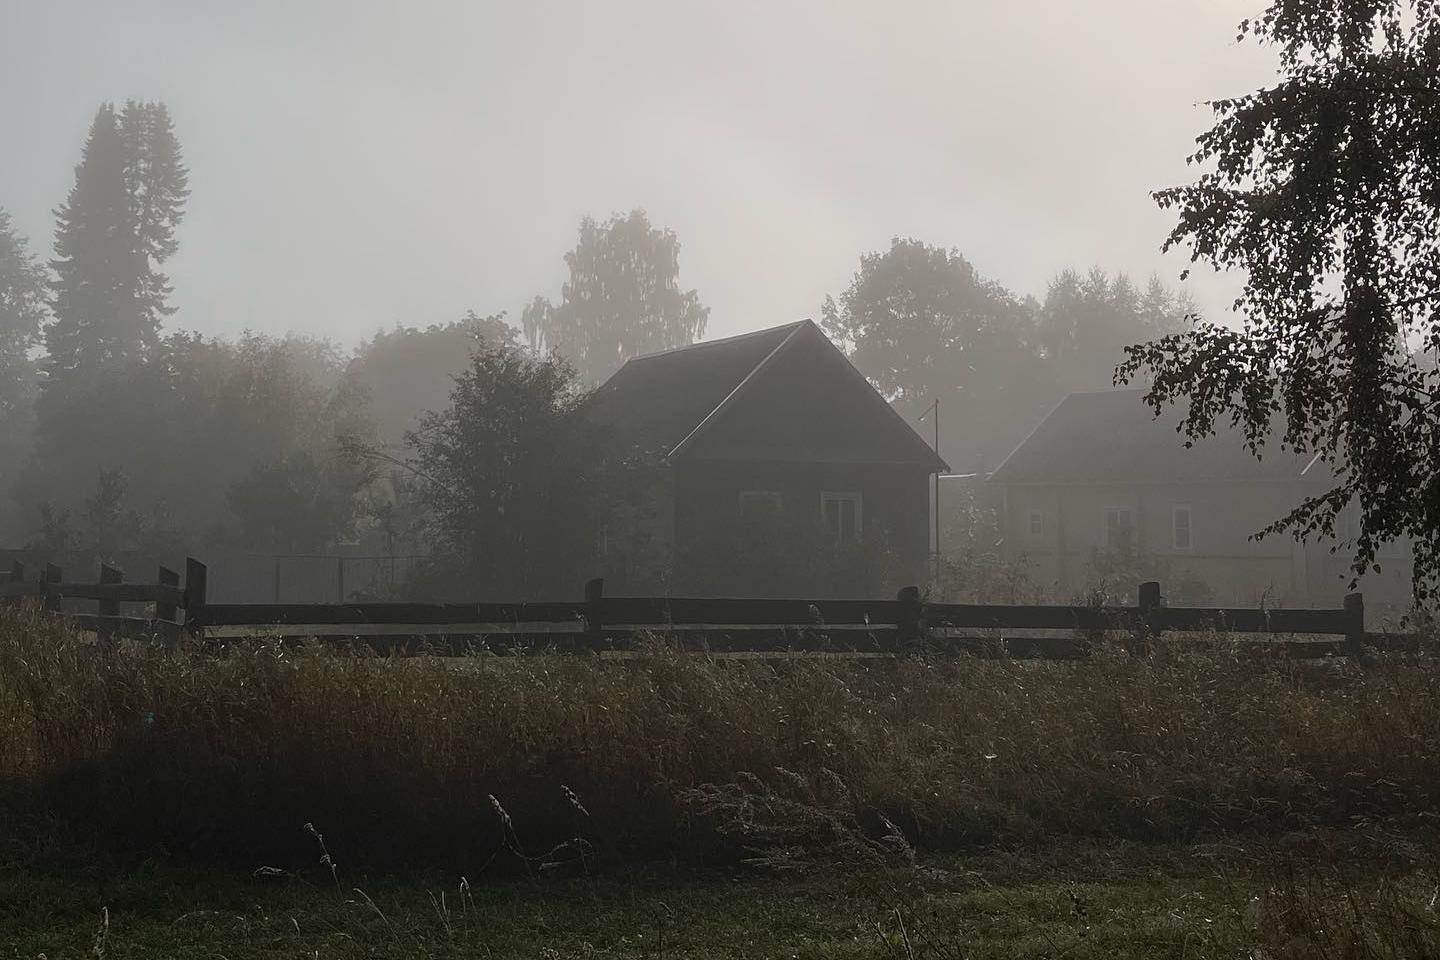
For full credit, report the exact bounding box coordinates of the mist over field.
[1,1,1272,346]
[5,3,1440,956]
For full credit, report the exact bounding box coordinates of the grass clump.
[1,602,1438,871]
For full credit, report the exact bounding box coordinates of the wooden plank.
[41,564,62,612]
[97,564,122,644]
[199,625,900,655]
[156,567,180,624]
[49,583,187,605]
[599,596,906,627]
[653,628,897,653]
[184,558,208,614]
[1363,632,1439,654]
[929,634,1093,660]
[192,601,590,628]
[66,613,182,641]
[1157,606,1348,635]
[0,581,42,601]
[186,627,1362,661]
[203,620,587,639]
[925,602,1122,631]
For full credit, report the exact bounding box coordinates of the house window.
[1028,509,1043,537]
[739,490,783,520]
[1172,505,1193,551]
[1102,507,1134,547]
[821,491,863,544]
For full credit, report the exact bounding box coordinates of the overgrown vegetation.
[3,607,1440,955]
[3,604,1438,874]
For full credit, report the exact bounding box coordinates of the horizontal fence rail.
[2,559,186,644]
[1,558,1430,661]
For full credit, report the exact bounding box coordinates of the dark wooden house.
[587,320,947,595]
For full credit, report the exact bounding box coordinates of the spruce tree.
[120,100,189,328]
[47,105,134,384]
[45,101,188,388]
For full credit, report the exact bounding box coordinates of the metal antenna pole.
[934,398,941,586]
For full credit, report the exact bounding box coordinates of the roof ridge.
[989,389,1313,484]
[1065,386,1145,397]
[666,321,813,458]
[626,320,808,363]
[988,393,1070,481]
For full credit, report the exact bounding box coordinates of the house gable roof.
[587,320,946,470]
[585,321,805,456]
[989,388,1316,484]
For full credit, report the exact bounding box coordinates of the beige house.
[989,390,1412,608]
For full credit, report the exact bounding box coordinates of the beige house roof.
[990,389,1319,484]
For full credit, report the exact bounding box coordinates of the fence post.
[1343,592,1366,663]
[896,585,923,652]
[184,558,208,639]
[157,565,180,645]
[1133,580,1161,656]
[583,577,605,650]
[97,562,122,644]
[41,563,62,612]
[3,562,21,608]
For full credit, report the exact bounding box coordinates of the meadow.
[2,602,1438,957]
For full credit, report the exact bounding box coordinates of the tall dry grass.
[1,602,1437,869]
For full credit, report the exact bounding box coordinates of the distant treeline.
[0,101,1191,597]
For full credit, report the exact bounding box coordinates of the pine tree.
[45,101,187,388]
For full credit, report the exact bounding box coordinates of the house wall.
[600,464,677,595]
[674,459,931,596]
[998,480,1315,604]
[997,481,1417,609]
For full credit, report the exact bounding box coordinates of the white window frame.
[820,491,863,544]
[1101,506,1134,547]
[738,490,783,517]
[1172,504,1193,551]
[1027,509,1044,538]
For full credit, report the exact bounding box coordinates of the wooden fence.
[1,557,1429,659]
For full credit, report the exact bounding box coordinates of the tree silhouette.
[0,209,47,451]
[1119,0,1440,597]
[1039,269,1191,393]
[523,210,708,384]
[821,237,1050,472]
[45,101,188,388]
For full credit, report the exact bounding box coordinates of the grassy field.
[2,603,1439,956]
[5,810,1438,959]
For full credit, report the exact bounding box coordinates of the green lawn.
[0,833,1317,959]
[7,792,1437,959]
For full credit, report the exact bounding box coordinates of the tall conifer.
[45,101,188,388]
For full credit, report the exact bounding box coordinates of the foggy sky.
[1,1,1275,348]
